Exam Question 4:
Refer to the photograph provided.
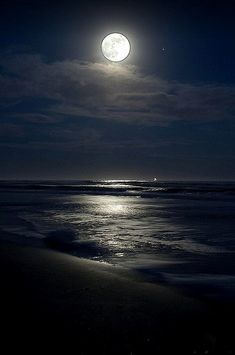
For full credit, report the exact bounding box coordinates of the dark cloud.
[0,52,234,126]
[0,123,24,138]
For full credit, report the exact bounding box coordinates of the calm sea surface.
[0,180,235,299]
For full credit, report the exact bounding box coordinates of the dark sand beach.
[1,239,234,354]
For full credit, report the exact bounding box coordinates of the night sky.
[0,0,235,180]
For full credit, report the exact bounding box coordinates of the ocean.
[0,180,235,300]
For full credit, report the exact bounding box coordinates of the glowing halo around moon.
[101,33,131,62]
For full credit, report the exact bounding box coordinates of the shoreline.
[0,239,234,354]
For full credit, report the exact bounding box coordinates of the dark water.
[0,180,235,300]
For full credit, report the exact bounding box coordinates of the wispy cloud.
[0,52,235,126]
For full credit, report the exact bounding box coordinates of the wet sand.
[0,240,234,354]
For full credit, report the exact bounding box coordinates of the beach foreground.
[0,241,234,354]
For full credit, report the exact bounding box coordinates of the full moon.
[101,33,131,62]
